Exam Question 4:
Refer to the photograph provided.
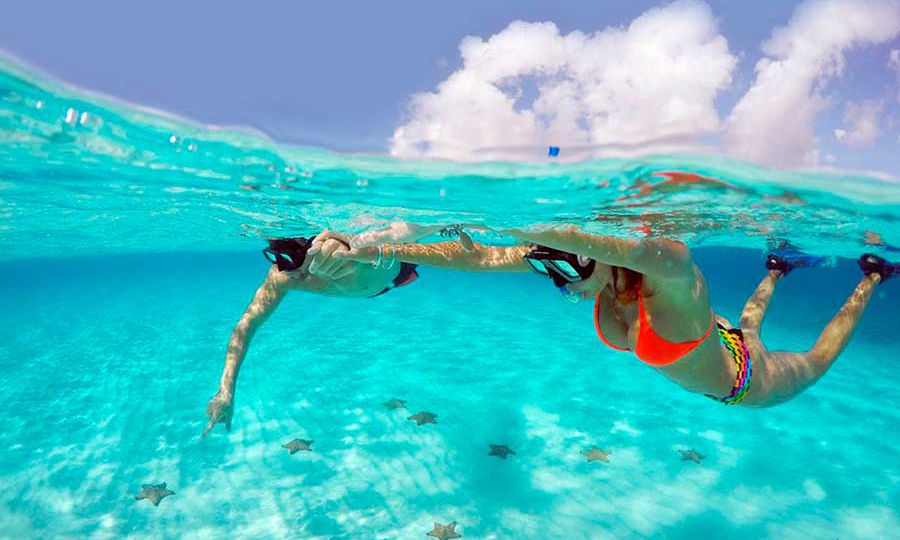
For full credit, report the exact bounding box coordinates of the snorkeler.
[202,231,420,436]
[324,227,897,407]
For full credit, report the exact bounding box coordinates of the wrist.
[373,244,400,269]
[384,244,397,270]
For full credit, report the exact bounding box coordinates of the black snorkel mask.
[524,245,596,289]
[263,237,315,272]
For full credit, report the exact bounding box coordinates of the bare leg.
[744,273,880,407]
[739,270,782,334]
[807,273,880,363]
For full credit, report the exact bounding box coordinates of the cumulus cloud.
[890,49,900,104]
[724,0,900,167]
[834,99,885,146]
[391,0,737,161]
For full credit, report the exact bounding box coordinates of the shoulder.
[637,238,690,260]
[642,262,709,314]
[632,238,695,279]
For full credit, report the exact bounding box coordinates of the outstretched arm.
[203,267,289,436]
[503,226,694,279]
[335,240,532,272]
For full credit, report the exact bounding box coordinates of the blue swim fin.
[765,246,825,275]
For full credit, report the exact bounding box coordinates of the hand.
[202,390,234,437]
[311,228,353,246]
[349,221,437,248]
[307,230,356,280]
[458,230,475,252]
[438,224,475,251]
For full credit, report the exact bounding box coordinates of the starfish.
[134,482,175,507]
[426,521,462,539]
[679,449,704,464]
[582,447,611,463]
[407,411,438,426]
[382,397,407,410]
[282,439,314,455]
[488,444,515,459]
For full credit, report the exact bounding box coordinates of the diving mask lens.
[263,248,279,264]
[263,248,300,271]
[264,237,316,271]
[263,249,295,267]
[525,258,550,276]
[549,260,582,280]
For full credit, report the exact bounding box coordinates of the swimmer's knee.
[805,343,839,369]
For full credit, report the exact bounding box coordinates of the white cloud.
[391,0,736,161]
[890,48,900,73]
[890,49,900,104]
[724,0,900,168]
[835,99,885,147]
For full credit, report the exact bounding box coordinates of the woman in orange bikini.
[326,227,896,407]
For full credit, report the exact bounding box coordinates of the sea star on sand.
[135,482,175,507]
[426,521,462,539]
[282,439,314,455]
[488,444,516,459]
[382,398,407,410]
[582,447,611,463]
[407,411,438,426]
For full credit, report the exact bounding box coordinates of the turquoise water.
[1,57,900,539]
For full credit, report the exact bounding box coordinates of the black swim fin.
[858,253,899,281]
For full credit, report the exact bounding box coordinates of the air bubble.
[169,135,178,144]
[64,108,78,125]
[78,112,102,128]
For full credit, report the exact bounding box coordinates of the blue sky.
[1,0,898,174]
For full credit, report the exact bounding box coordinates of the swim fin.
[858,253,899,281]
[765,246,825,275]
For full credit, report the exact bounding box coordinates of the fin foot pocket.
[859,253,898,281]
